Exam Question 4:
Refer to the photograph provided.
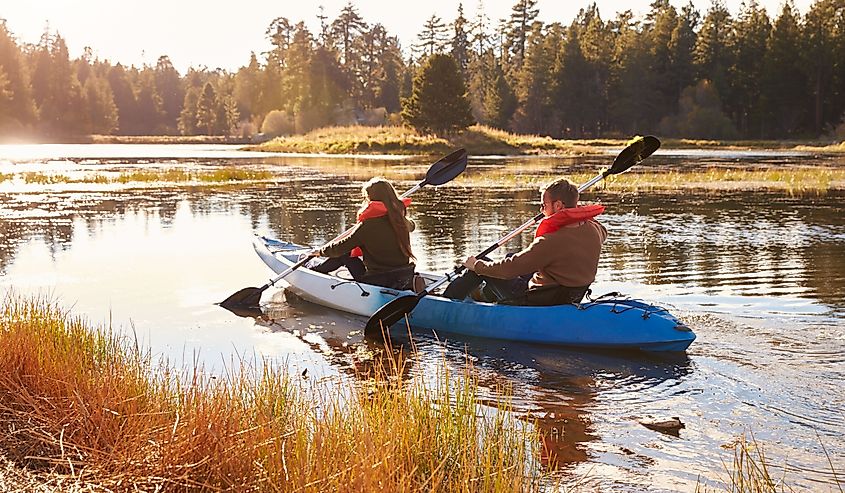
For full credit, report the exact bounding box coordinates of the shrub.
[260,110,294,137]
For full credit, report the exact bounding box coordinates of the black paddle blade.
[608,135,661,175]
[219,286,265,309]
[364,294,421,336]
[423,148,468,186]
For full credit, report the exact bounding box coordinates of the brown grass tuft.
[0,294,536,491]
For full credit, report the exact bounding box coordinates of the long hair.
[361,177,415,260]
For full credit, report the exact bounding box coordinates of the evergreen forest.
[1,0,844,140]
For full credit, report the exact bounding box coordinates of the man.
[443,178,607,306]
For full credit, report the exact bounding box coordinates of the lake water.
[0,144,843,491]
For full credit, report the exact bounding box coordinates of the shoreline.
[2,126,843,155]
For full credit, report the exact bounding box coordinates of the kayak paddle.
[364,135,660,336]
[219,148,469,309]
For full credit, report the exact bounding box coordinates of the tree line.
[1,0,844,140]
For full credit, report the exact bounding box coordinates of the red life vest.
[535,204,605,237]
[350,198,412,257]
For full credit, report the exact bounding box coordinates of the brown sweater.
[474,219,607,288]
[320,216,415,273]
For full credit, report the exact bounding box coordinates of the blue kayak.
[255,236,696,352]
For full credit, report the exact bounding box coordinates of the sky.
[1,0,813,74]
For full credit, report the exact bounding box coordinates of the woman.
[311,177,417,290]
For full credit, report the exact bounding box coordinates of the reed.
[0,294,536,491]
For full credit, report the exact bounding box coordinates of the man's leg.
[442,269,484,300]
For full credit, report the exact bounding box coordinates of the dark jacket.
[320,216,415,274]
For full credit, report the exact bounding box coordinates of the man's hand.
[308,249,322,257]
[463,256,479,271]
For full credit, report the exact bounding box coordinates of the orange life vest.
[535,204,605,237]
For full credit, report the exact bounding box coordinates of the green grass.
[0,294,537,491]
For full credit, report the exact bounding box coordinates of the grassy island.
[250,125,620,155]
[249,125,845,156]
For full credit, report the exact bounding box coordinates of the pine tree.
[330,2,367,66]
[693,1,733,113]
[30,32,88,136]
[330,2,367,102]
[452,4,471,74]
[196,82,218,135]
[0,20,36,132]
[178,87,200,135]
[802,0,840,133]
[234,53,263,125]
[107,64,137,134]
[284,23,314,130]
[728,0,771,136]
[762,1,805,136]
[668,3,699,116]
[485,61,517,129]
[266,17,294,68]
[607,11,653,134]
[644,0,679,127]
[511,22,554,134]
[574,5,613,135]
[416,15,449,57]
[401,53,474,134]
[309,45,348,128]
[361,25,403,112]
[154,56,184,134]
[84,76,118,134]
[135,70,166,134]
[504,0,540,72]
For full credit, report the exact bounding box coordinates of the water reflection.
[1,149,844,490]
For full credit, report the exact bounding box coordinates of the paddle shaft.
[261,183,424,290]
[418,171,608,296]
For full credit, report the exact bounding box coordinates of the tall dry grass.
[0,294,537,491]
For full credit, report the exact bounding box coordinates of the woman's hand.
[309,249,323,257]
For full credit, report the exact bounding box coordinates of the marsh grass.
[252,125,612,155]
[0,294,536,491]
[600,168,845,193]
[14,169,274,185]
[453,167,845,193]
